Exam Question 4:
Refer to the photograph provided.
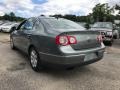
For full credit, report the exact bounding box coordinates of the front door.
[14,19,34,52]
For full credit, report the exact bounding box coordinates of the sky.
[0,0,120,17]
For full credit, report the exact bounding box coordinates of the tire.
[29,47,42,72]
[10,38,16,49]
[108,41,112,46]
[113,35,117,39]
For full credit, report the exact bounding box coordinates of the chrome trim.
[39,51,85,57]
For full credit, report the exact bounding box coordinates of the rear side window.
[33,20,44,32]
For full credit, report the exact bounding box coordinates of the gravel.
[0,33,120,90]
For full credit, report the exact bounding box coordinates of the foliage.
[51,3,119,24]
[0,3,120,24]
[51,14,90,23]
[115,4,120,14]
[0,12,24,21]
[92,3,114,22]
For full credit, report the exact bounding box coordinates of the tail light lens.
[97,35,103,43]
[56,35,77,46]
[56,36,69,46]
[68,36,77,44]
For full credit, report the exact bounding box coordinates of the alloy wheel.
[30,50,38,68]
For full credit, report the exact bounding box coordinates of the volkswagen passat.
[10,17,105,71]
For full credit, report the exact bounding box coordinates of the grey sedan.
[10,17,105,72]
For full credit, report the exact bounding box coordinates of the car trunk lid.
[60,31,101,50]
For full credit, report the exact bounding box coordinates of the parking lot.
[0,33,120,90]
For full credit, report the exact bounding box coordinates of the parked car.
[0,21,4,25]
[90,22,114,46]
[0,21,5,31]
[10,23,20,33]
[113,29,119,39]
[10,17,105,72]
[1,22,18,33]
[114,26,120,39]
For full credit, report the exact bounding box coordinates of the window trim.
[17,18,34,31]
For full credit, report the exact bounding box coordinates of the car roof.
[38,16,55,19]
[31,16,58,21]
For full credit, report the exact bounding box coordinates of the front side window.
[19,19,33,31]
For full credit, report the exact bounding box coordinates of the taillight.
[56,35,77,46]
[56,36,69,45]
[97,35,103,43]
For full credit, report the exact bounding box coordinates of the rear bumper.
[39,47,105,68]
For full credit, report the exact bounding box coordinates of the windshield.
[92,22,113,29]
[42,18,85,31]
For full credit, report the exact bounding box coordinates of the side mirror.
[10,26,17,33]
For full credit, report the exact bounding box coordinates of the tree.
[3,14,10,20]
[92,3,114,22]
[50,14,63,18]
[9,12,15,21]
[51,14,89,23]
[115,4,120,14]
[0,12,24,21]
[63,15,76,21]
[9,12,15,17]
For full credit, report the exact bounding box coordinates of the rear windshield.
[42,18,85,31]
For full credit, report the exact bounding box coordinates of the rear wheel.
[29,47,42,72]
